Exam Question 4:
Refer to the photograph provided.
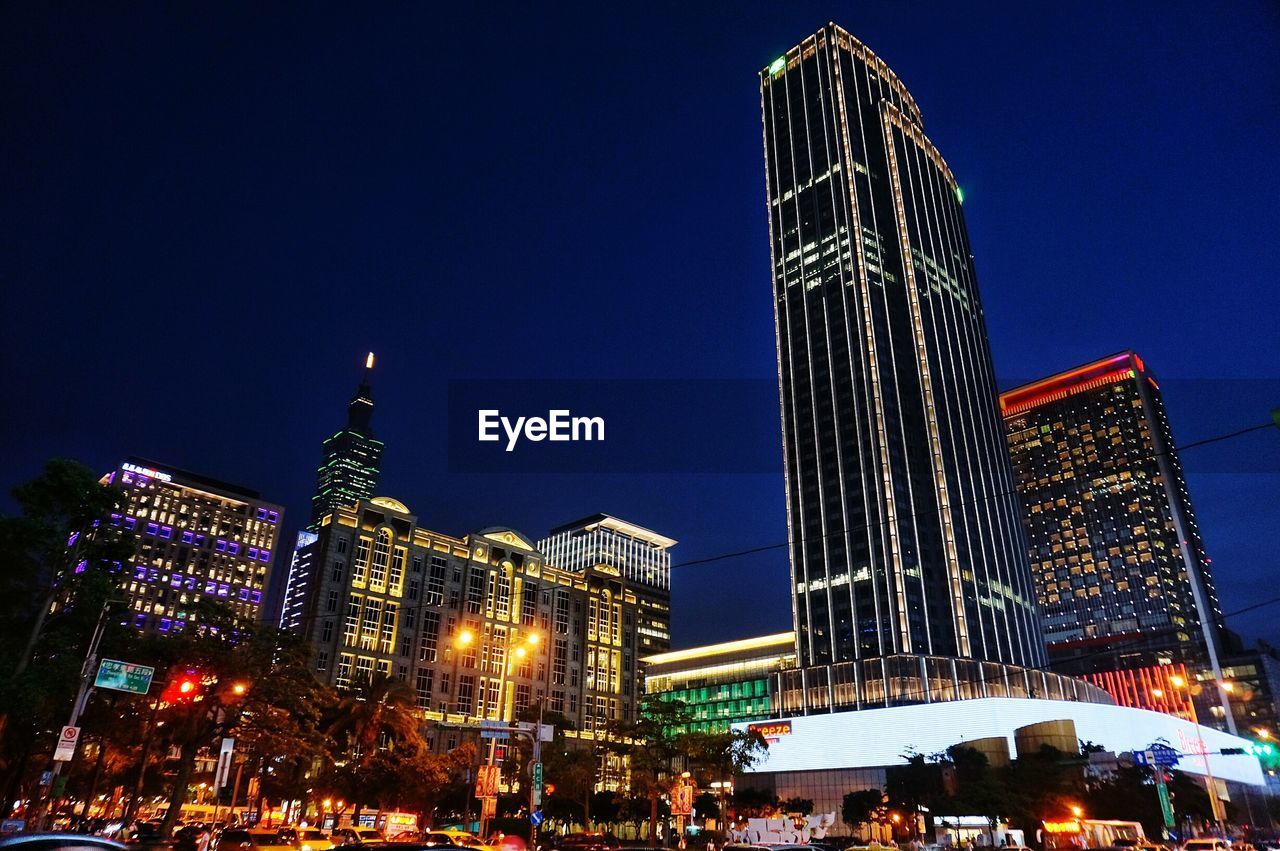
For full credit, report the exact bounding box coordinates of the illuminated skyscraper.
[1001,352,1235,730]
[310,353,385,529]
[539,513,675,657]
[761,24,1046,685]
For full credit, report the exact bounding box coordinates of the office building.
[1001,352,1234,730]
[97,458,282,632]
[760,23,1045,706]
[643,633,796,733]
[310,353,385,529]
[282,497,648,739]
[539,513,675,657]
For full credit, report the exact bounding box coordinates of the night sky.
[3,2,1278,650]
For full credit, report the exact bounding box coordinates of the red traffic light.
[161,671,204,704]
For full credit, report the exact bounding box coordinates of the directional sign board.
[94,659,155,695]
[475,764,501,798]
[480,720,510,740]
[530,811,544,827]
[533,761,544,805]
[53,725,80,761]
[1149,743,1181,767]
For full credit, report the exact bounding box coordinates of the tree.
[606,698,696,846]
[324,675,423,768]
[781,797,814,816]
[1,459,133,680]
[998,745,1086,837]
[139,602,310,837]
[731,787,779,819]
[0,459,134,777]
[232,631,337,808]
[842,789,885,835]
[942,746,1004,829]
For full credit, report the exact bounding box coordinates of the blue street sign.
[530,811,544,827]
[1134,750,1151,767]
[1150,743,1181,767]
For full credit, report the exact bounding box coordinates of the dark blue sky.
[2,2,1277,649]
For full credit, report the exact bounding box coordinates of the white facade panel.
[734,697,1265,786]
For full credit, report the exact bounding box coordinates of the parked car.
[415,834,492,851]
[1184,841,1232,851]
[556,836,620,851]
[279,830,335,851]
[329,830,383,848]
[217,830,295,851]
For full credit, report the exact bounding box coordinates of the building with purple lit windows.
[100,457,283,632]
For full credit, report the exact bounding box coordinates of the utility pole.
[37,603,113,830]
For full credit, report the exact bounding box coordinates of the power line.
[671,418,1275,571]
[277,417,1275,634]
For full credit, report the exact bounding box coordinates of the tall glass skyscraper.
[309,353,385,529]
[1002,352,1235,730]
[761,24,1045,674]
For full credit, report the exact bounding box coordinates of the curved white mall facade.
[733,697,1266,786]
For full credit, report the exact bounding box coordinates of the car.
[0,836,127,851]
[365,844,471,851]
[416,834,492,851]
[279,830,335,851]
[1184,842,1232,851]
[555,837,621,851]
[330,831,384,848]
[217,830,296,851]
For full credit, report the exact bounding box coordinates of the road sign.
[1150,743,1181,767]
[53,725,80,762]
[480,720,510,740]
[215,738,235,788]
[476,764,501,798]
[94,659,155,695]
[530,810,544,827]
[1157,777,1175,828]
[39,772,52,787]
[532,761,544,806]
[518,721,555,742]
[672,783,693,817]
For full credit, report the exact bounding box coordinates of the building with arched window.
[281,496,650,745]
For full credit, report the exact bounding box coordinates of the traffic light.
[544,784,555,796]
[161,671,204,705]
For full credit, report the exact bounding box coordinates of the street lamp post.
[1169,674,1227,830]
[479,628,540,838]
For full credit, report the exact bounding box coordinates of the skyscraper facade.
[1001,352,1235,729]
[539,513,675,657]
[760,24,1044,679]
[310,353,385,529]
[96,458,282,633]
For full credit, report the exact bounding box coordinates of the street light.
[1167,671,1226,827]
[1070,806,1083,818]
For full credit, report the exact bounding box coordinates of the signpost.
[1134,745,1179,831]
[530,810,544,827]
[532,761,544,806]
[672,783,693,817]
[94,659,155,695]
[475,764,501,799]
[53,726,80,762]
[480,720,510,740]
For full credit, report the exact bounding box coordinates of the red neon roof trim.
[1000,353,1139,416]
